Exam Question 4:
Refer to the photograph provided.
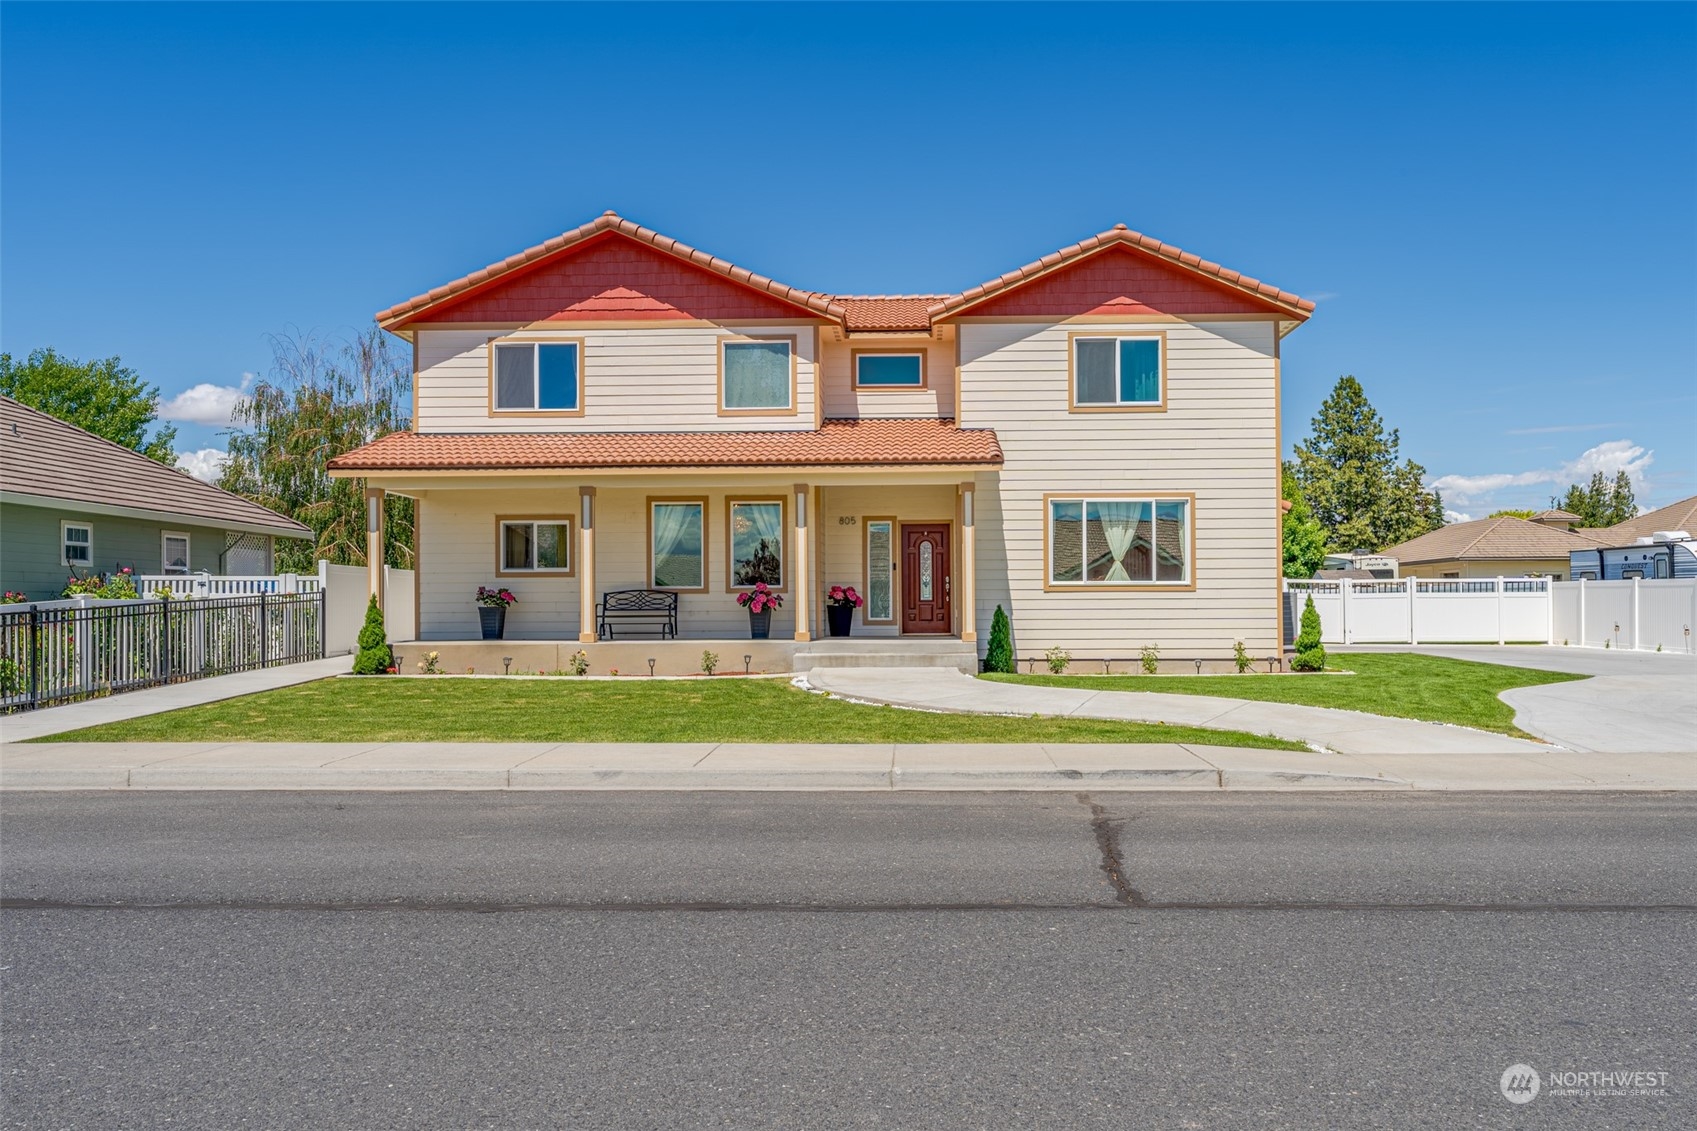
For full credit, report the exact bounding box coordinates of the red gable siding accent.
[962,245,1284,319]
[423,233,819,323]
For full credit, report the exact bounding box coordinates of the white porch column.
[578,487,597,644]
[364,487,385,609]
[792,482,811,641]
[959,480,978,643]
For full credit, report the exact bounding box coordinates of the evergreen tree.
[1281,463,1327,579]
[1556,470,1638,527]
[351,596,393,675]
[984,605,1014,673]
[1292,376,1443,552]
[1291,594,1326,672]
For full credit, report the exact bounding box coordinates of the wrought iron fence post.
[161,597,172,685]
[28,606,40,709]
[259,591,269,667]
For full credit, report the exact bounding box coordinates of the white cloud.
[159,373,254,426]
[1444,509,1474,524]
[176,448,230,482]
[1430,439,1654,506]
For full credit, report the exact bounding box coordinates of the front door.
[901,524,951,634]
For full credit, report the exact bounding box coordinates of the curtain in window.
[1090,500,1143,582]
[652,503,703,588]
[1120,340,1160,403]
[724,342,791,409]
[731,502,783,586]
[496,345,534,409]
[1075,339,1116,404]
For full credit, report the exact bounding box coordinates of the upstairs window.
[720,339,794,412]
[1048,495,1190,586]
[493,341,581,412]
[62,521,92,567]
[162,531,191,574]
[853,351,925,389]
[1071,334,1164,409]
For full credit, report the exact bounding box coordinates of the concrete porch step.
[797,639,979,673]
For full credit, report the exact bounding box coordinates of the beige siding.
[818,329,956,420]
[414,325,819,433]
[1401,558,1571,581]
[961,319,1282,658]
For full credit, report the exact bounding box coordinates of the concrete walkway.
[6,740,1696,791]
[1337,645,1697,754]
[805,667,1555,755]
[0,656,354,743]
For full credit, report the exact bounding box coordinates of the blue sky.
[3,2,1694,516]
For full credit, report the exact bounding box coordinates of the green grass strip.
[986,653,1583,737]
[34,676,1307,750]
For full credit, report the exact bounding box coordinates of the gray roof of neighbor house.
[1598,495,1697,543]
[1379,514,1608,565]
[0,396,309,538]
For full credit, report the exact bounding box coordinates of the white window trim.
[161,530,191,574]
[491,340,583,414]
[61,520,93,568]
[718,337,796,414]
[1045,494,1193,588]
[496,517,574,576]
[1070,333,1166,409]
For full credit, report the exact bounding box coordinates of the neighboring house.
[327,211,1312,660]
[1568,494,1697,580]
[0,396,310,599]
[1379,512,1606,580]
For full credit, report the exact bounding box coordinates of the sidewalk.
[805,668,1557,755]
[0,656,354,743]
[5,740,1695,791]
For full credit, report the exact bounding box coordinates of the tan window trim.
[1041,491,1196,592]
[850,348,928,392]
[647,496,709,593]
[725,496,788,593]
[494,515,576,578]
[486,336,587,418]
[1065,330,1168,414]
[717,334,799,417]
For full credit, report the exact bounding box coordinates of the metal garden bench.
[595,589,679,640]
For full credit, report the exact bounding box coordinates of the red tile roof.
[327,419,1003,473]
[926,224,1316,322]
[832,295,953,333]
[377,211,847,330]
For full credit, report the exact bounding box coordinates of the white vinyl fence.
[1287,576,1697,653]
[142,560,416,656]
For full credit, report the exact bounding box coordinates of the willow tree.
[219,329,413,572]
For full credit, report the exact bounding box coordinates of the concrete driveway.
[1337,645,1697,754]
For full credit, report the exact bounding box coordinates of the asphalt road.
[4,792,1694,1129]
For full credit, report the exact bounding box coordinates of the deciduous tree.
[1281,463,1327,579]
[0,347,177,463]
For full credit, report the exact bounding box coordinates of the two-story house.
[327,212,1312,673]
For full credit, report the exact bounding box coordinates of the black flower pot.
[479,606,506,640]
[748,608,772,640]
[827,605,853,637]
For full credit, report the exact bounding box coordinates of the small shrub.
[1233,640,1252,674]
[984,605,1014,673]
[1656,643,1663,653]
[1291,594,1326,672]
[1604,639,1611,649]
[1140,643,1160,675]
[351,596,393,675]
[701,650,719,675]
[569,649,590,676]
[1044,645,1071,674]
[416,650,442,675]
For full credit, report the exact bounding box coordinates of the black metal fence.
[0,592,326,712]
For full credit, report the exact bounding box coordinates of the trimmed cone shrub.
[351,595,393,675]
[1291,593,1326,672]
[984,605,1014,673]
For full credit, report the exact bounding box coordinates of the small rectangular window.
[492,341,581,412]
[721,339,793,411]
[728,499,784,589]
[865,519,894,622]
[650,500,706,590]
[1072,334,1164,408]
[162,531,191,574]
[1048,496,1190,586]
[62,522,92,567]
[498,519,572,574]
[853,352,925,389]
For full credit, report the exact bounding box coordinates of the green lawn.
[35,676,1308,750]
[985,652,1584,737]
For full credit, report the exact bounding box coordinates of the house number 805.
[837,516,857,525]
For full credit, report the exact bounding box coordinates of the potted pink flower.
[825,584,864,637]
[736,582,784,639]
[475,585,517,639]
